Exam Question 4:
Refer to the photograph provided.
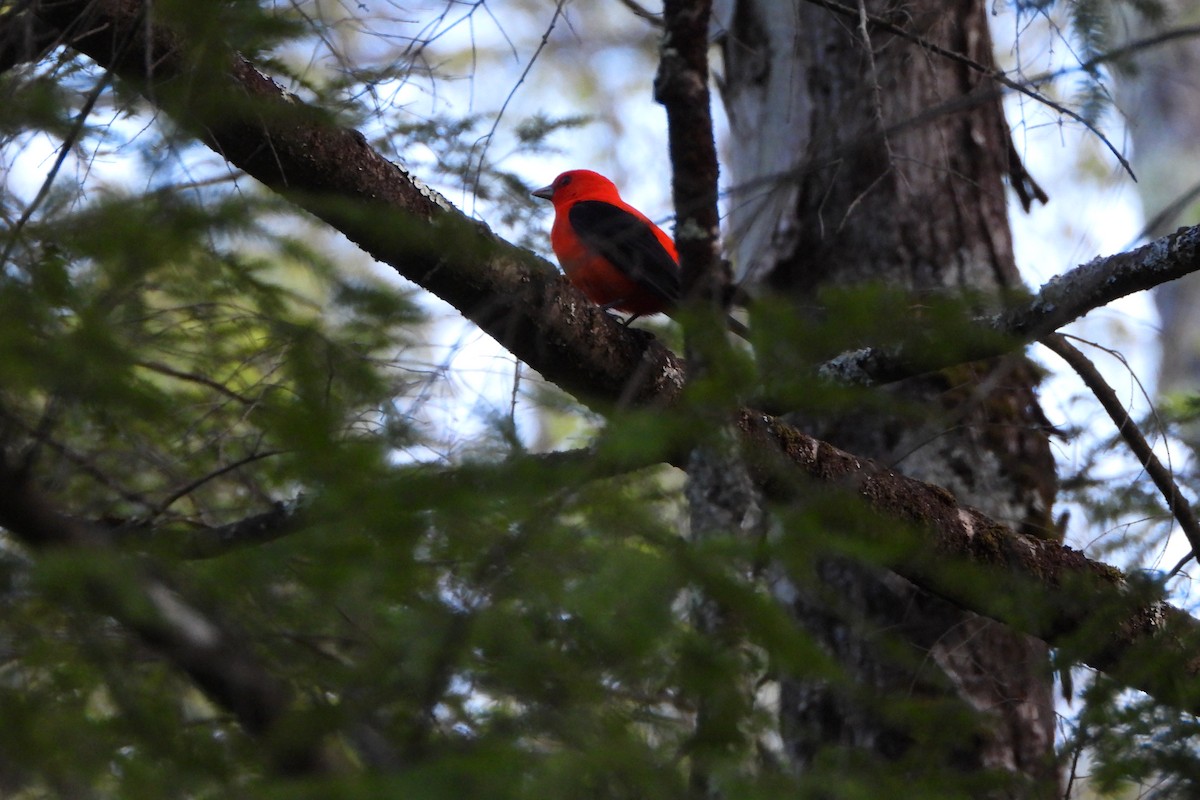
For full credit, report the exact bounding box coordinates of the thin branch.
[617,0,664,27]
[856,0,892,160]
[468,0,566,203]
[0,406,156,510]
[1050,23,1200,87]
[135,360,256,405]
[0,68,112,269]
[178,448,601,558]
[150,449,283,519]
[799,0,1134,178]
[718,24,1200,216]
[1041,334,1200,576]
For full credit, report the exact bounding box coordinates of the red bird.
[532,169,680,325]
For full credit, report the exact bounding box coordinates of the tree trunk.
[716,1,1059,794]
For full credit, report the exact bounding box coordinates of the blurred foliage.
[0,0,1196,798]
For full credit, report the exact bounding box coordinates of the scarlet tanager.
[532,169,680,325]
[532,169,749,337]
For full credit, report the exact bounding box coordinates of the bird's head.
[531,169,620,206]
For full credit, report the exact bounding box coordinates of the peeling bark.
[718,0,1058,792]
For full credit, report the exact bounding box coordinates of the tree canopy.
[3,0,1200,797]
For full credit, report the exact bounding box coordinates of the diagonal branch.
[22,414,1200,718]
[997,226,1200,339]
[220,412,1200,714]
[31,0,1200,406]
[735,409,1200,715]
[25,0,1200,721]
[1041,333,1200,574]
[29,0,684,413]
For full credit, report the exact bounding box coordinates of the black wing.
[568,200,680,304]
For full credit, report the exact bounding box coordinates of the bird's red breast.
[532,170,680,317]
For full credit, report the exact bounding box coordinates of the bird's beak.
[531,184,555,201]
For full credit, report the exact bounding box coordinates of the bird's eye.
[557,174,572,188]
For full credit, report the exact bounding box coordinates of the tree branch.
[820,223,1200,386]
[0,460,338,775]
[229,411,1200,715]
[23,414,1200,719]
[26,0,1200,720]
[999,226,1200,338]
[29,0,685,412]
[735,409,1200,715]
[1041,333,1200,574]
[33,1,1200,404]
[194,419,1200,720]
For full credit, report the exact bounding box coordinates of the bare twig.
[135,360,256,405]
[856,0,892,159]
[618,0,663,26]
[468,0,566,204]
[151,449,283,519]
[799,0,1135,178]
[1041,334,1200,576]
[0,69,112,270]
[1043,24,1200,88]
